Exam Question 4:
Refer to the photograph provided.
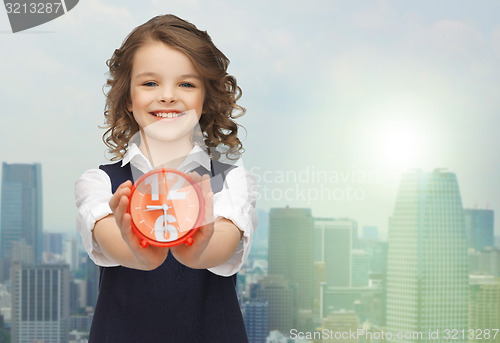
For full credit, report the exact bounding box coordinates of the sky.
[0,0,499,239]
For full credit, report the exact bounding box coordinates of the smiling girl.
[75,15,257,342]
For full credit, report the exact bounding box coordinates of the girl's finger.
[114,195,129,229]
[120,212,136,244]
[109,190,121,210]
[109,181,132,210]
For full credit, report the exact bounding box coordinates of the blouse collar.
[122,141,211,175]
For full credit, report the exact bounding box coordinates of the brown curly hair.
[102,14,245,161]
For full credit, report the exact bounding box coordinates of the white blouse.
[74,143,258,276]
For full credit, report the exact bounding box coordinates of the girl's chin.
[141,126,194,143]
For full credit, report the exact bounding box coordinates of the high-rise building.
[468,247,500,276]
[11,239,34,265]
[268,207,313,311]
[314,218,357,287]
[254,209,269,249]
[44,232,64,255]
[315,310,360,343]
[63,238,80,271]
[0,283,10,332]
[313,262,326,319]
[468,275,500,342]
[386,170,468,342]
[10,262,70,343]
[254,275,294,335]
[351,249,370,287]
[85,257,100,309]
[70,308,94,334]
[368,241,388,276]
[0,314,5,343]
[321,285,384,325]
[464,209,494,251]
[70,279,84,314]
[244,300,269,343]
[0,163,43,280]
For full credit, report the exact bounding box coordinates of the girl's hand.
[170,172,242,269]
[107,180,169,270]
[170,173,215,265]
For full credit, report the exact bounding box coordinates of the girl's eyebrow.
[134,71,159,78]
[180,74,201,80]
[133,72,201,80]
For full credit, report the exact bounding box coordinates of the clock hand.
[145,205,168,211]
[163,206,168,230]
[144,204,172,211]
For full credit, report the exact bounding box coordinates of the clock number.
[144,172,187,201]
[166,173,187,200]
[144,173,159,201]
[153,214,178,242]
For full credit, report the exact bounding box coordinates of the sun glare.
[377,121,425,170]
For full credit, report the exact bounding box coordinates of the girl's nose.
[159,87,177,103]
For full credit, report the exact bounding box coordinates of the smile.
[150,111,185,118]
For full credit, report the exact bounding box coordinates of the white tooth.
[154,112,182,118]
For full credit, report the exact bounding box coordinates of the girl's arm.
[93,180,169,271]
[170,173,249,270]
[170,217,243,269]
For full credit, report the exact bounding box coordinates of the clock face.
[128,169,204,247]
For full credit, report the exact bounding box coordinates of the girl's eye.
[143,81,158,87]
[180,82,195,88]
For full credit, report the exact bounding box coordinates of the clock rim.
[127,168,205,248]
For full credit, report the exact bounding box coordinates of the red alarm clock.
[128,168,205,248]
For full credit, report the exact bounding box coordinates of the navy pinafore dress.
[88,161,249,343]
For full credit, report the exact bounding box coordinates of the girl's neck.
[138,131,194,169]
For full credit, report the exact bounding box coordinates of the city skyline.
[0,173,498,341]
[0,1,499,239]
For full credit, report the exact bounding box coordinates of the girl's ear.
[126,96,132,112]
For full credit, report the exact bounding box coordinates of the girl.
[75,14,257,342]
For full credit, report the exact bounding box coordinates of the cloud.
[491,25,500,57]
[406,18,485,57]
[353,0,397,29]
[55,0,133,29]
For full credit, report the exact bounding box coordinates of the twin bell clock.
[127,168,204,248]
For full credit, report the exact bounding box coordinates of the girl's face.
[127,41,205,144]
